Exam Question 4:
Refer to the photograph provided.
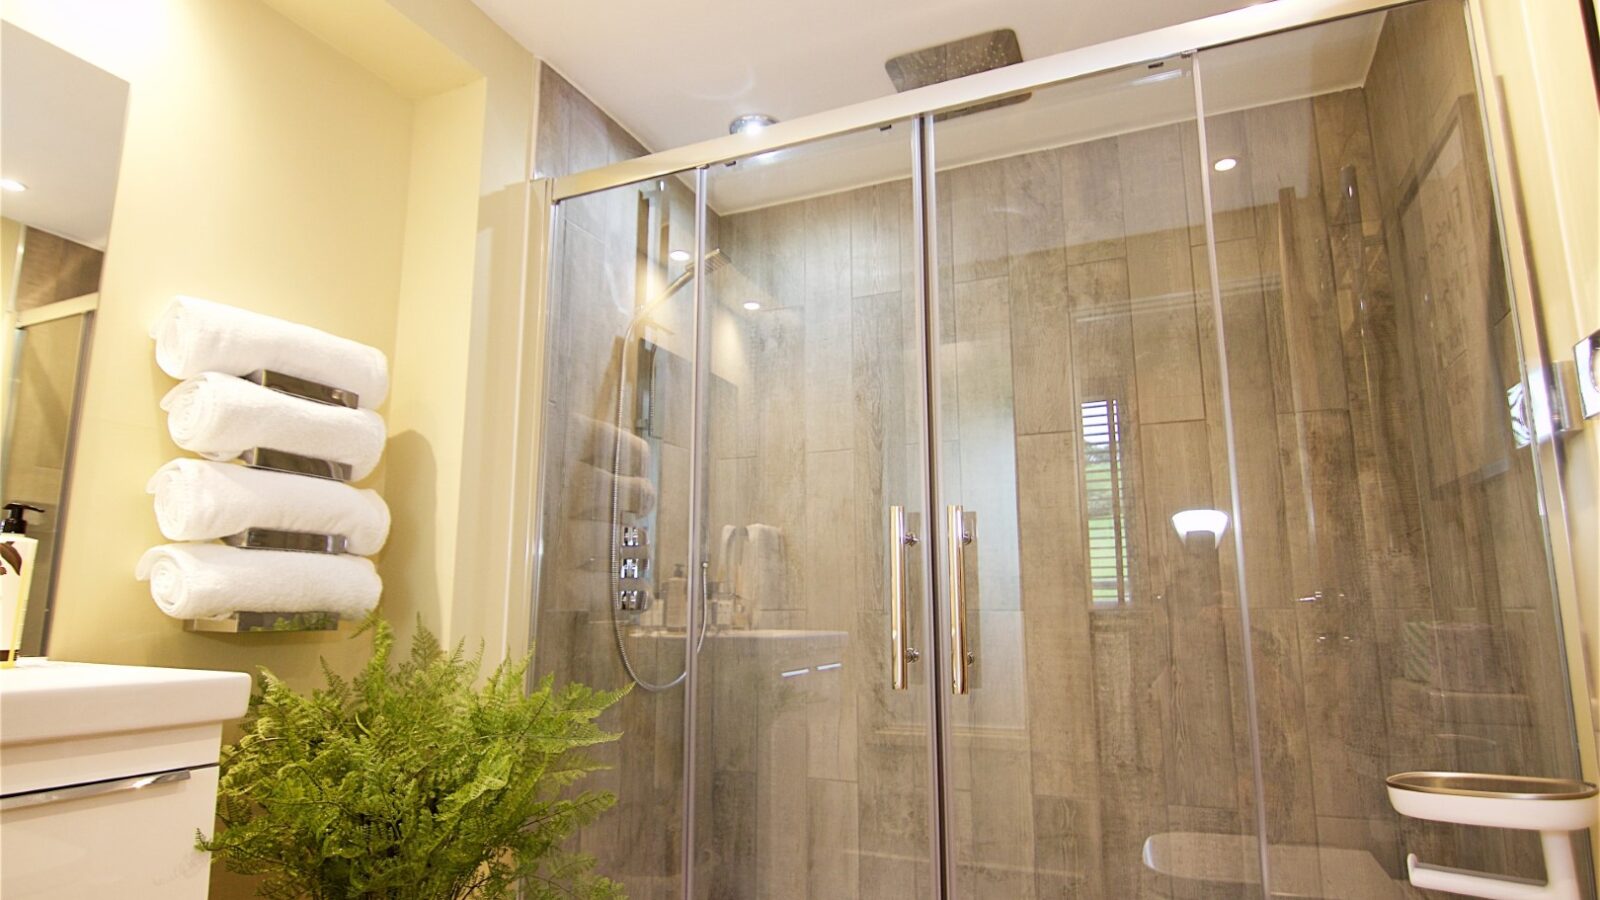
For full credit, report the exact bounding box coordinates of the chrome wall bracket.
[243,368,359,409]
[1549,360,1585,436]
[239,447,353,482]
[1575,329,1600,421]
[1509,361,1586,447]
[184,610,341,633]
[222,527,348,554]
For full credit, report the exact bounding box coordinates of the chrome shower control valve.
[616,589,651,612]
[622,526,646,548]
[620,558,644,580]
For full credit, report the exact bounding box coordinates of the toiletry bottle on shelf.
[663,564,687,629]
[1,503,43,668]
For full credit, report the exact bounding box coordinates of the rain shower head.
[698,247,733,274]
[885,28,1030,121]
[655,248,731,301]
[630,249,733,329]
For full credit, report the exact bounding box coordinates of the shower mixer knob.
[616,589,651,612]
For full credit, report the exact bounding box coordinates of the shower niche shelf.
[1387,772,1598,900]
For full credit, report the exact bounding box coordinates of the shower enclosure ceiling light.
[729,114,776,135]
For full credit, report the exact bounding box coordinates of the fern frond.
[201,618,626,900]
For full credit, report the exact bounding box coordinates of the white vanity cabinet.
[0,660,251,899]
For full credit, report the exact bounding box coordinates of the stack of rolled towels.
[137,296,389,621]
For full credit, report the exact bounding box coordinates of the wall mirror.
[1,22,129,655]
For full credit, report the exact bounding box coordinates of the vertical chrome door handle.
[946,505,972,695]
[888,505,919,690]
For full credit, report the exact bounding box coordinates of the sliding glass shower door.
[533,122,944,900]
[927,55,1262,897]
[531,3,1590,898]
[689,123,942,899]
[919,2,1587,897]
[1196,6,1588,894]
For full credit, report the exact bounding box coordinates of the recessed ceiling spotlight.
[0,179,27,193]
[669,249,691,262]
[742,300,762,311]
[1212,157,1239,172]
[729,114,777,135]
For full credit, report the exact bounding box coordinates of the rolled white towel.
[743,523,787,611]
[148,458,390,555]
[151,296,389,409]
[716,524,746,589]
[136,543,381,620]
[161,373,386,480]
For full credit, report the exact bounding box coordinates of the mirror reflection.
[0,22,129,655]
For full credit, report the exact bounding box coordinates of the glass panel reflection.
[1198,1,1589,895]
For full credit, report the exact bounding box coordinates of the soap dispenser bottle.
[1,502,42,668]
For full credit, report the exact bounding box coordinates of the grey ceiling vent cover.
[885,28,1029,120]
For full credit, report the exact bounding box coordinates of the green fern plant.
[201,617,628,900]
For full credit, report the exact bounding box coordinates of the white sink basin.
[0,659,250,745]
[0,659,250,795]
[1,660,251,900]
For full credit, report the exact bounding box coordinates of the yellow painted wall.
[1473,0,1600,879]
[260,0,540,661]
[0,0,543,694]
[0,217,18,303]
[383,79,487,647]
[0,0,413,684]
[0,216,19,438]
[385,0,540,664]
[0,1,533,894]
[1476,0,1599,750]
[0,0,542,680]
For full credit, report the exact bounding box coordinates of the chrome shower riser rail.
[547,0,1408,203]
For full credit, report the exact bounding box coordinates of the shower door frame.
[519,0,1599,895]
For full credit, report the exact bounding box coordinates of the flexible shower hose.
[607,330,708,692]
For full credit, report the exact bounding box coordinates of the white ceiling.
[0,24,129,250]
[671,12,1384,212]
[473,0,1268,153]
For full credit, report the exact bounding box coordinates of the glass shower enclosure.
[527,0,1594,897]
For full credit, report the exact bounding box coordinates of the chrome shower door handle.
[946,504,972,695]
[888,505,917,691]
